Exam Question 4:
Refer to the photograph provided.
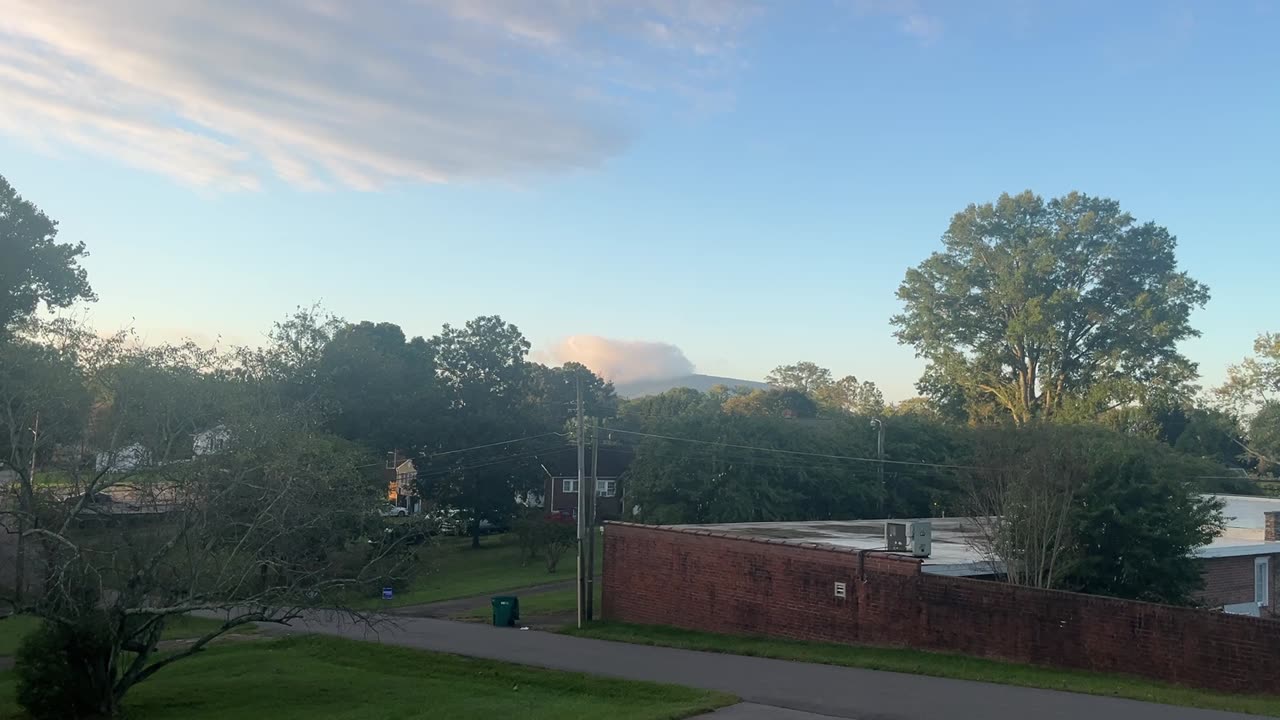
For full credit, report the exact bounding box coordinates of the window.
[562,479,579,494]
[1256,557,1271,607]
[596,479,617,497]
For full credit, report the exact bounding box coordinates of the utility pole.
[586,418,599,620]
[871,418,885,516]
[575,377,586,629]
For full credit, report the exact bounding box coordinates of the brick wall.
[604,523,1280,694]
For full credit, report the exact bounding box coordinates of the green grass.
[566,622,1280,717]
[368,532,602,608]
[0,614,256,657]
[0,635,732,720]
[455,585,602,621]
[0,617,41,657]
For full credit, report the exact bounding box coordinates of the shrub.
[14,615,116,719]
[513,512,577,572]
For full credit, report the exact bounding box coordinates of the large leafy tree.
[767,361,885,416]
[315,321,439,452]
[528,361,617,427]
[1215,333,1280,414]
[765,362,832,394]
[0,174,95,337]
[970,424,1227,605]
[424,316,546,547]
[1212,333,1280,472]
[1248,402,1280,474]
[894,191,1208,424]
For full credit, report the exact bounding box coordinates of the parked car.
[379,503,408,518]
[430,508,505,536]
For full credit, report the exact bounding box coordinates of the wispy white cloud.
[848,0,943,43]
[537,335,695,384]
[0,0,756,190]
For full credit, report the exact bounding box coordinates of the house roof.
[540,444,631,478]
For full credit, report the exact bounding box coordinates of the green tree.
[765,362,832,394]
[1248,402,1280,474]
[817,376,885,416]
[617,387,717,432]
[969,424,1227,605]
[0,174,95,338]
[766,361,885,416]
[894,191,1208,425]
[1212,333,1280,472]
[722,388,818,419]
[528,361,617,427]
[1064,455,1223,604]
[424,316,544,548]
[315,321,439,452]
[1214,333,1280,414]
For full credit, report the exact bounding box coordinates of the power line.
[603,427,985,471]
[602,437,956,479]
[424,427,565,456]
[414,445,574,479]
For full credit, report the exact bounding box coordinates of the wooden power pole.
[575,377,586,629]
[586,418,599,620]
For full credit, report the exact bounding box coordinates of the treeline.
[608,379,1254,526]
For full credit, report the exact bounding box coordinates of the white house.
[94,443,151,473]
[193,425,231,456]
[94,425,230,473]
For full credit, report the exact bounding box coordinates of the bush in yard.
[514,512,577,572]
[539,515,577,573]
[15,615,116,719]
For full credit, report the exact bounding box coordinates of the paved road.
[272,613,1263,720]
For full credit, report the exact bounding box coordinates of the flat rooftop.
[673,494,1280,576]
[672,517,999,576]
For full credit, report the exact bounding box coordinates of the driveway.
[271,612,1263,720]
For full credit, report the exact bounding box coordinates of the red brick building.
[603,521,1280,694]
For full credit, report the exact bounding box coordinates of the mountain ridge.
[613,373,768,399]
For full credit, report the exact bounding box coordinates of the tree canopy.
[0,174,95,337]
[1215,332,1280,414]
[767,361,885,416]
[894,191,1208,424]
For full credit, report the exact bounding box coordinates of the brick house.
[538,445,630,520]
[1194,494,1280,616]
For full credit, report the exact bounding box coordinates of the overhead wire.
[602,426,985,472]
[425,431,568,458]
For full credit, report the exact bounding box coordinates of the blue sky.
[1,1,1277,400]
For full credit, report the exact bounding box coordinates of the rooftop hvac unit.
[885,520,932,558]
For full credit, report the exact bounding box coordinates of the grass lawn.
[0,614,256,657]
[0,617,41,657]
[367,532,602,608]
[567,622,1280,717]
[0,635,732,720]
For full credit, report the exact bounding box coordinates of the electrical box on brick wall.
[885,521,931,558]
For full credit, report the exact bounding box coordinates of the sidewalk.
[273,612,1264,720]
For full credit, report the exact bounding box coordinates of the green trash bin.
[491,596,519,627]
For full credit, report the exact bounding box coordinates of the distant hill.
[614,374,768,399]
